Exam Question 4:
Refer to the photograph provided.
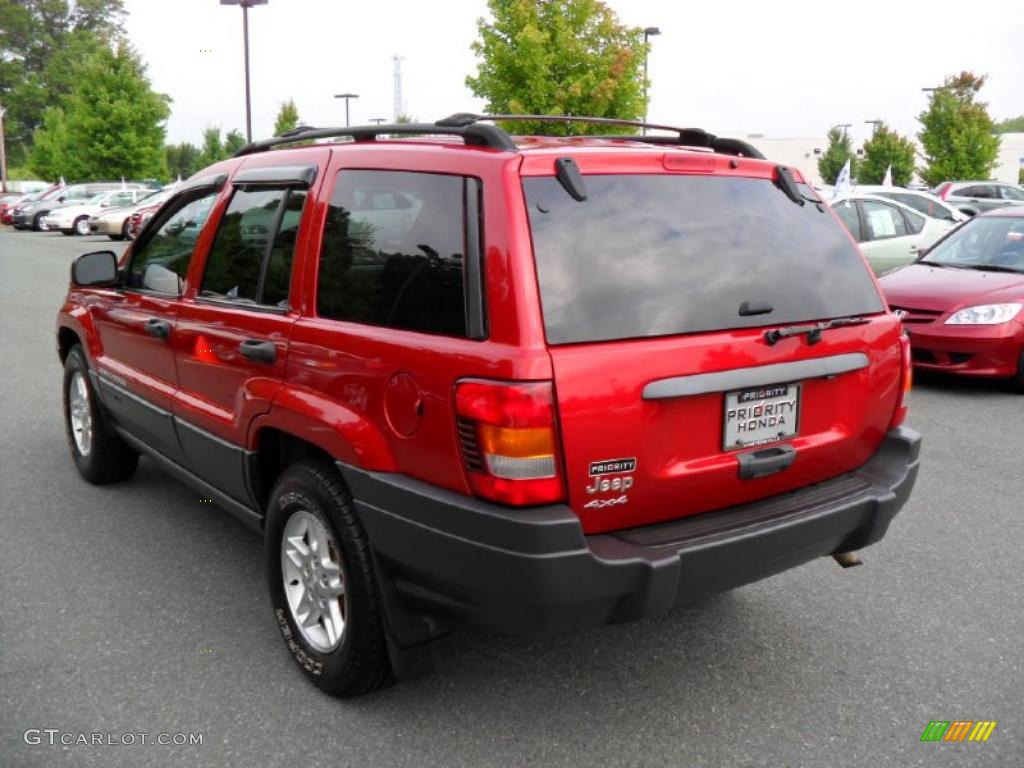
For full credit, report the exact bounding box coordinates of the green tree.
[197,127,226,167]
[0,0,124,166]
[918,72,1001,187]
[223,129,246,156]
[857,123,917,186]
[274,99,300,135]
[165,141,201,180]
[817,127,859,185]
[466,0,647,135]
[29,40,169,181]
[995,115,1024,133]
[26,106,70,181]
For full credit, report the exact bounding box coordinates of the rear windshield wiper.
[961,264,1024,274]
[765,316,870,346]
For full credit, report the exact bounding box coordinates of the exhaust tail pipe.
[833,551,863,568]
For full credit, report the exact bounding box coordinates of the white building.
[742,132,1024,188]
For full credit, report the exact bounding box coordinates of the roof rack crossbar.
[232,120,517,157]
[448,113,766,159]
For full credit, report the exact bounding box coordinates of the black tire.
[265,459,393,697]
[33,212,48,231]
[62,345,139,483]
[73,216,90,236]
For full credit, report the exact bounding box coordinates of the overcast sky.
[124,0,1024,146]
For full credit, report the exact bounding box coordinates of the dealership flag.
[59,175,66,185]
[883,164,893,186]
[121,177,126,190]
[833,159,853,198]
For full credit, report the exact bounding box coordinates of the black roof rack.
[233,113,765,160]
[445,113,766,159]
[232,120,518,157]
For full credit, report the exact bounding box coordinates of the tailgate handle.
[737,445,796,480]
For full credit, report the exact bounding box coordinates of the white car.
[42,188,152,236]
[830,194,957,275]
[851,185,966,224]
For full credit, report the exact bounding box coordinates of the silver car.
[933,181,1024,216]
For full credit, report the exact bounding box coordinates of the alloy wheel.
[68,371,93,457]
[281,510,347,653]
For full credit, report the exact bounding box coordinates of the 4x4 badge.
[584,495,628,509]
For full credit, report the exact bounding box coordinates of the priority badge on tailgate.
[585,457,637,497]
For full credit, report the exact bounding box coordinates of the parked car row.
[4,181,178,239]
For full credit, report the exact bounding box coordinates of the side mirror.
[915,246,929,261]
[57,195,66,202]
[72,250,119,286]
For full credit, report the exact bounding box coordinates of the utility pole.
[393,54,405,122]
[0,105,7,193]
[642,27,661,136]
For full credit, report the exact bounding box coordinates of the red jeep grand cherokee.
[56,114,920,697]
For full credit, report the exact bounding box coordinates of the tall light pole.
[334,93,359,127]
[0,105,7,194]
[642,26,661,135]
[369,118,387,126]
[220,0,268,143]
[865,119,883,135]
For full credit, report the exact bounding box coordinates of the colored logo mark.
[920,720,997,742]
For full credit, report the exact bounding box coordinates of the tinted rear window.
[523,174,883,344]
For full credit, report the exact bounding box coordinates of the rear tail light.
[938,184,951,200]
[890,332,912,428]
[454,379,565,505]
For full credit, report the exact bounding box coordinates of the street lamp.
[865,119,883,134]
[642,26,660,136]
[334,93,359,127]
[220,0,268,143]
[369,118,387,126]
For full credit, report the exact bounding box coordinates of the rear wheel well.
[58,328,81,363]
[252,429,338,512]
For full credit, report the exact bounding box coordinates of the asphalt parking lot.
[1,227,1021,767]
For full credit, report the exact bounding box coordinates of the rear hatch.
[523,165,902,534]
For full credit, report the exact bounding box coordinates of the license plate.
[723,383,800,450]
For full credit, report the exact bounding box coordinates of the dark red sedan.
[880,207,1024,389]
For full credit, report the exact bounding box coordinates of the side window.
[106,191,135,208]
[199,187,305,308]
[959,185,991,199]
[861,200,909,240]
[317,170,470,337]
[903,208,926,234]
[999,185,1024,201]
[127,194,217,294]
[832,200,862,241]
